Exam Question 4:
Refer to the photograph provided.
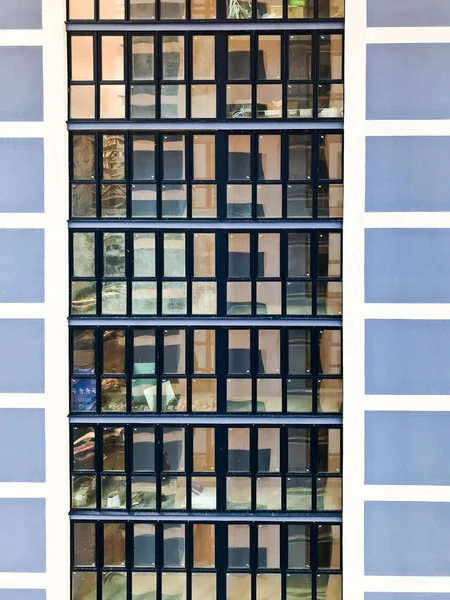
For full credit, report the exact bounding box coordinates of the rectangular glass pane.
[193,428,215,471]
[228,427,250,472]
[257,281,281,315]
[287,378,313,413]
[164,329,185,374]
[258,233,280,277]
[319,330,341,374]
[164,233,185,277]
[193,37,215,80]
[101,475,126,509]
[70,85,95,119]
[162,379,187,412]
[192,0,216,17]
[162,428,185,471]
[288,428,310,472]
[69,0,95,19]
[162,282,187,315]
[162,184,187,217]
[227,282,251,315]
[132,36,154,81]
[288,524,310,568]
[131,475,157,508]
[71,281,97,315]
[229,135,250,180]
[99,0,125,18]
[318,379,343,413]
[192,573,216,600]
[133,135,155,181]
[73,232,95,277]
[101,378,126,412]
[72,572,97,600]
[192,379,216,413]
[130,0,155,18]
[257,184,282,219]
[72,378,96,412]
[134,524,156,567]
[317,574,342,600]
[101,36,124,81]
[134,233,155,277]
[289,35,312,80]
[103,233,125,277]
[71,36,94,81]
[163,135,185,180]
[103,426,125,470]
[258,36,281,80]
[227,185,252,220]
[73,135,95,180]
[191,84,216,118]
[228,234,250,277]
[258,525,280,568]
[317,477,342,511]
[193,135,215,180]
[193,329,215,374]
[100,84,125,119]
[194,233,215,277]
[258,135,280,180]
[318,525,341,569]
[163,36,185,80]
[163,524,185,567]
[73,330,95,374]
[132,282,157,315]
[102,281,127,315]
[257,379,282,413]
[229,329,250,375]
[228,525,250,567]
[161,0,186,18]
[258,428,280,472]
[132,573,157,600]
[133,427,155,471]
[288,330,311,374]
[227,85,251,118]
[228,36,250,79]
[286,476,312,511]
[101,184,126,218]
[288,233,310,277]
[289,134,312,179]
[257,574,281,599]
[73,522,96,566]
[227,574,250,600]
[73,426,95,470]
[287,83,313,118]
[320,34,343,80]
[132,184,157,218]
[258,330,280,374]
[103,522,126,566]
[161,573,186,600]
[192,282,216,315]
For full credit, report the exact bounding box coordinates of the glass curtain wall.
[67,0,344,599]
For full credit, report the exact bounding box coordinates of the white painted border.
[365,486,450,502]
[42,0,70,598]
[343,0,366,597]
[0,31,43,45]
[367,27,450,44]
[365,577,450,593]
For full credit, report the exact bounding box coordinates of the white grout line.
[0,304,46,319]
[365,485,450,502]
[365,396,450,411]
[0,30,43,46]
[366,120,450,136]
[367,27,450,44]
[365,304,450,319]
[365,576,450,593]
[0,574,47,588]
[365,213,450,228]
[0,123,44,138]
[0,394,47,409]
[0,483,46,498]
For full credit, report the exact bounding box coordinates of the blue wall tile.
[0,592,45,600]
[0,409,45,483]
[367,44,450,120]
[0,47,43,122]
[366,595,450,600]
[366,137,450,212]
[0,139,44,213]
[365,229,450,303]
[0,319,44,393]
[0,0,42,29]
[365,320,450,395]
[0,498,45,572]
[365,502,450,576]
[366,411,450,485]
[368,0,450,27]
[0,230,44,303]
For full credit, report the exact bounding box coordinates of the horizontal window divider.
[67,21,344,32]
[69,510,342,523]
[68,220,343,230]
[68,317,342,326]
[67,121,344,131]
[69,415,343,425]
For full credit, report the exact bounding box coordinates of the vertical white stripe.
[42,0,70,598]
[343,0,367,597]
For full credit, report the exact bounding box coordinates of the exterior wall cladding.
[2,1,450,600]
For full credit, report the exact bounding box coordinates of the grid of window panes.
[70,327,342,414]
[68,0,343,21]
[71,424,341,511]
[72,521,341,600]
[70,131,343,219]
[70,230,342,316]
[68,32,343,120]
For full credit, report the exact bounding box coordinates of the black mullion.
[156,426,162,511]
[155,34,161,120]
[280,522,287,599]
[280,425,287,511]
[216,522,226,600]
[251,327,258,413]
[95,33,101,120]
[313,31,319,120]
[251,32,257,120]
[311,425,317,513]
[216,327,227,415]
[186,34,192,120]
[155,131,162,219]
[250,522,257,600]
[251,230,257,317]
[250,131,257,220]
[250,426,257,511]
[96,130,102,220]
[218,231,228,318]
[281,326,288,414]
[187,132,193,219]
[125,414,132,510]
[280,231,287,316]
[186,425,192,511]
[311,523,318,600]
[126,230,132,318]
[156,230,163,317]
[186,522,193,600]
[126,521,133,600]
[216,132,227,220]
[156,327,162,413]
[98,520,104,600]
[156,522,163,600]
[281,32,288,121]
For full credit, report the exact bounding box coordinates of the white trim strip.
[0,31,43,46]
[0,394,46,408]
[365,213,450,228]
[366,120,450,136]
[365,396,450,411]
[365,304,450,319]
[0,483,46,498]
[365,576,450,593]
[0,574,47,588]
[367,27,450,44]
[365,485,450,502]
[0,215,46,228]
[0,304,46,319]
[0,123,44,138]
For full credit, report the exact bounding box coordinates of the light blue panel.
[366,595,450,600]
[367,44,450,120]
[365,320,450,395]
[368,0,450,27]
[0,592,45,600]
[0,498,45,572]
[0,47,43,121]
[366,137,450,212]
[365,502,450,575]
[0,320,44,393]
[0,0,42,29]
[0,139,44,213]
[365,412,450,485]
[0,230,44,303]
[0,409,45,482]
[365,229,450,303]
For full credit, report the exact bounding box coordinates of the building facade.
[0,1,448,600]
